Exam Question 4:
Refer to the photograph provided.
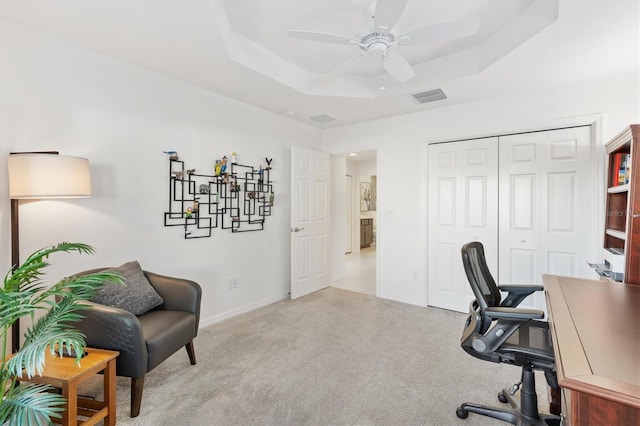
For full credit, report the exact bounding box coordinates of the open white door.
[291,147,331,299]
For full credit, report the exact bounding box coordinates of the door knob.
[292,227,305,233]
[520,239,526,243]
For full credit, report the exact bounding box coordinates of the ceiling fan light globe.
[369,42,387,55]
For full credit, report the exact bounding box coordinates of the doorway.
[333,151,377,296]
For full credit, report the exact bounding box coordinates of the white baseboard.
[198,292,289,329]
[378,291,427,308]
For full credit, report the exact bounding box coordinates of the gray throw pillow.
[92,261,164,315]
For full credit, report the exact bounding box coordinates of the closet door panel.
[434,242,458,294]
[548,172,575,231]
[437,178,456,226]
[510,174,535,230]
[499,126,597,311]
[547,251,576,276]
[428,138,499,312]
[507,248,536,284]
[466,177,487,227]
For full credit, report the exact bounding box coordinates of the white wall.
[0,20,322,335]
[322,71,640,306]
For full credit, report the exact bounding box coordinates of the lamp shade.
[8,153,91,199]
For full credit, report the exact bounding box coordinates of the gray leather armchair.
[72,269,202,417]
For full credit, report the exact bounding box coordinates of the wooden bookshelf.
[604,124,640,285]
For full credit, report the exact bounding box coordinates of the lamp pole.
[10,198,20,353]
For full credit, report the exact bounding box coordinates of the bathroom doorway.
[334,151,377,296]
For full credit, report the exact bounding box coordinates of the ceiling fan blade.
[374,0,409,32]
[383,51,415,82]
[327,53,366,78]
[399,17,480,45]
[287,30,359,45]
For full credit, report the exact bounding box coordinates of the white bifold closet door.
[428,126,596,313]
[427,137,499,313]
[498,126,596,311]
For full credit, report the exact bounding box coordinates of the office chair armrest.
[498,284,543,293]
[471,308,544,354]
[485,307,545,320]
[498,284,544,308]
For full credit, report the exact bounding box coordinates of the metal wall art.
[163,152,274,239]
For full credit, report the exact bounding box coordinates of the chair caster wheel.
[498,391,508,403]
[456,407,469,419]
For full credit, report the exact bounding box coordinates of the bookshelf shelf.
[607,184,629,194]
[605,228,626,241]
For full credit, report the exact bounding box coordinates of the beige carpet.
[79,287,549,425]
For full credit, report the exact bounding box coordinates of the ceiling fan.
[287,0,480,83]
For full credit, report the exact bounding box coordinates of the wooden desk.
[20,347,119,426]
[543,275,640,425]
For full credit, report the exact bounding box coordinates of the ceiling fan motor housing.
[359,32,396,53]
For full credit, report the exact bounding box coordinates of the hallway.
[332,246,376,296]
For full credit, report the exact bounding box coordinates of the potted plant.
[0,242,121,424]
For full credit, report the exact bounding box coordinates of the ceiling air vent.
[410,88,447,104]
[309,114,336,123]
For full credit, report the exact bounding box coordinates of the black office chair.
[456,241,561,425]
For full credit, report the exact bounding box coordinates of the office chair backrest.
[461,241,502,311]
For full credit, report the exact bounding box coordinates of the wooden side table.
[20,347,119,426]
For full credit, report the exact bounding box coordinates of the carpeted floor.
[79,287,549,425]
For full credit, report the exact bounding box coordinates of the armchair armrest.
[143,271,202,331]
[498,284,544,308]
[75,301,148,378]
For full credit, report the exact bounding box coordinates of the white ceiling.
[1,0,638,129]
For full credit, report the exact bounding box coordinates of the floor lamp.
[7,152,91,353]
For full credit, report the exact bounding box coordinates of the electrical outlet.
[227,276,240,289]
[412,270,419,280]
